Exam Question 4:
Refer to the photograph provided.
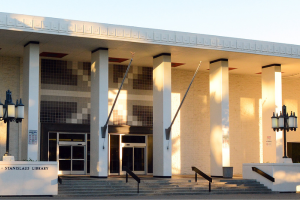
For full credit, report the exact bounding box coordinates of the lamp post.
[0,90,24,156]
[271,105,297,158]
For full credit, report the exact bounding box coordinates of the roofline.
[0,12,300,60]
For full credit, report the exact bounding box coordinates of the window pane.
[110,135,120,173]
[59,146,71,159]
[59,160,71,171]
[73,146,84,159]
[73,160,84,171]
[122,136,145,143]
[49,133,57,161]
[134,148,144,171]
[122,147,133,171]
[59,134,85,142]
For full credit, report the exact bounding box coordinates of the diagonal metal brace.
[165,61,202,140]
[101,52,135,138]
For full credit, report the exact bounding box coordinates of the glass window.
[49,132,57,161]
[122,136,145,143]
[110,135,120,173]
[59,134,85,142]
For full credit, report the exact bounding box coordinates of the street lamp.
[0,90,24,156]
[271,105,297,158]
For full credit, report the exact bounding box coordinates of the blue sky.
[1,0,300,45]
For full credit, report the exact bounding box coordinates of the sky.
[1,0,300,45]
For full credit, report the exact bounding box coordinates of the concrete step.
[57,178,274,197]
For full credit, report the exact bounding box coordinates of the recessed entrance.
[109,134,150,175]
[48,132,90,175]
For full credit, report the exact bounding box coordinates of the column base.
[153,176,172,178]
[3,156,15,161]
[90,176,108,178]
[281,158,293,163]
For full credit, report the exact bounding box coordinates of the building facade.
[0,12,300,177]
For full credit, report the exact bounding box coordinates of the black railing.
[58,176,62,184]
[252,167,275,182]
[192,166,212,192]
[123,166,141,193]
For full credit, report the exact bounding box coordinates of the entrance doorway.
[109,134,148,175]
[122,146,146,174]
[48,132,90,175]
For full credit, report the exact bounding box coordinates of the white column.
[90,48,109,177]
[153,53,172,177]
[22,41,40,161]
[262,64,282,163]
[209,59,230,176]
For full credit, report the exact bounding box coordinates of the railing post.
[138,182,139,193]
[126,172,128,183]
[209,182,211,192]
[195,172,197,182]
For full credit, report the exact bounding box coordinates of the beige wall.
[171,69,300,175]
[0,56,21,160]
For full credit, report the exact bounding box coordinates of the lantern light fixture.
[0,90,25,156]
[271,105,297,158]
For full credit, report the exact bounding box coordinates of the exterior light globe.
[271,112,278,129]
[278,112,284,129]
[16,99,24,119]
[7,103,15,118]
[295,116,298,129]
[289,111,295,128]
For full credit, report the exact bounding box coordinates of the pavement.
[0,193,300,200]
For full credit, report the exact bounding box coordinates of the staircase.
[58,176,273,197]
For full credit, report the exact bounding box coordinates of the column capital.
[91,47,108,53]
[262,63,281,68]
[210,58,228,64]
[24,41,39,47]
[153,53,171,59]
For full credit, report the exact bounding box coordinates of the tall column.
[209,59,230,176]
[22,41,40,161]
[90,48,109,177]
[153,53,172,177]
[262,64,282,163]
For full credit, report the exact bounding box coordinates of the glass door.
[57,133,87,175]
[59,144,85,175]
[121,146,145,174]
[134,147,145,172]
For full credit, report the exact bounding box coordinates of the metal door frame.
[120,141,147,175]
[56,132,87,175]
[108,134,148,175]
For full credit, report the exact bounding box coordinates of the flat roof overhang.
[1,12,300,77]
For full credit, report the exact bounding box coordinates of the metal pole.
[165,61,202,140]
[283,105,288,158]
[209,182,211,192]
[137,183,139,193]
[126,172,128,183]
[195,172,197,182]
[5,120,9,155]
[101,53,135,138]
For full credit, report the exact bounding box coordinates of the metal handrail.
[123,166,141,193]
[191,166,212,192]
[58,176,62,184]
[252,167,275,182]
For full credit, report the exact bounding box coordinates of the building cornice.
[0,12,300,59]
